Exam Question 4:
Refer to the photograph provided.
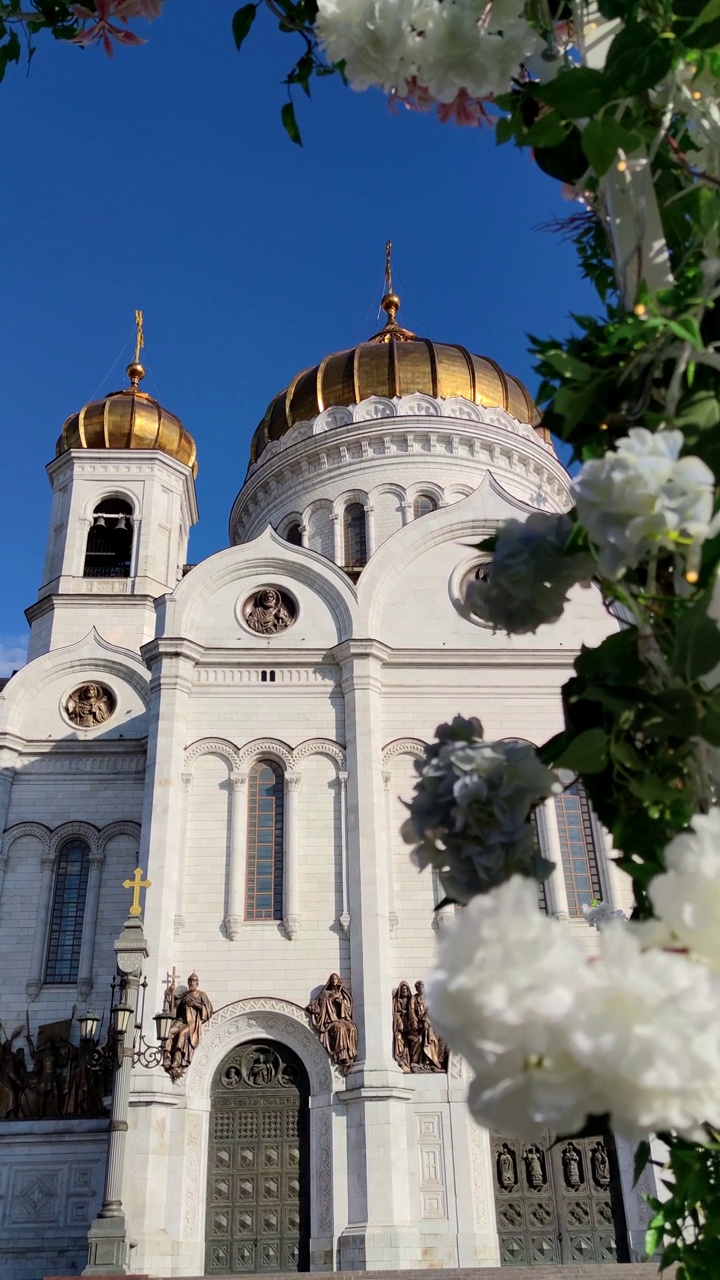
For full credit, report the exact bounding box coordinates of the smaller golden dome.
[57,362,198,476]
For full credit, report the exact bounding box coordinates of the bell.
[93,515,106,527]
[115,516,127,531]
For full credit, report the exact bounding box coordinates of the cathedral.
[0,281,657,1280]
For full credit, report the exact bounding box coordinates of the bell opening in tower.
[83,498,133,578]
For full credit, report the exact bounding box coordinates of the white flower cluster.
[582,900,627,929]
[402,716,560,901]
[465,513,594,634]
[315,0,541,104]
[572,428,720,580]
[655,61,720,183]
[429,812,720,1142]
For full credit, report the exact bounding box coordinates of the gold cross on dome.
[122,866,151,917]
[134,309,144,364]
[385,240,393,295]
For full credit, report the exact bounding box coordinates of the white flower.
[569,923,720,1142]
[572,428,720,579]
[316,0,541,103]
[649,809,720,972]
[428,877,600,1138]
[465,513,594,634]
[582,900,627,929]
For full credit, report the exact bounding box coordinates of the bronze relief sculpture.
[64,682,115,727]
[243,587,295,635]
[161,972,214,1082]
[306,973,358,1073]
[392,979,448,1073]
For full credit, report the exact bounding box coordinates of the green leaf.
[231,3,256,51]
[672,598,720,682]
[581,118,641,177]
[603,20,675,96]
[281,100,302,146]
[536,67,608,119]
[525,112,567,148]
[495,116,514,146]
[633,1139,651,1185]
[554,728,609,774]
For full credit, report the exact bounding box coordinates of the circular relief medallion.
[64,682,116,728]
[221,1045,298,1089]
[449,557,492,628]
[241,586,296,636]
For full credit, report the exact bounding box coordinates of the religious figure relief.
[497,1144,517,1191]
[161,972,214,1082]
[562,1142,583,1190]
[391,979,448,1073]
[243,587,295,635]
[0,1014,109,1121]
[306,973,358,1074]
[591,1141,610,1189]
[65,682,115,728]
[523,1145,546,1191]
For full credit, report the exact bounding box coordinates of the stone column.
[382,769,399,938]
[400,500,412,526]
[365,504,376,557]
[331,513,342,564]
[338,771,350,935]
[599,823,629,911]
[539,797,570,919]
[331,639,417,1270]
[26,851,56,1001]
[129,517,142,579]
[0,766,15,911]
[299,522,309,548]
[174,771,193,935]
[283,773,301,940]
[77,851,105,1000]
[225,772,248,940]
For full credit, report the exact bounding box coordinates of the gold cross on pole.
[134,309,144,365]
[385,240,393,295]
[122,866,151,917]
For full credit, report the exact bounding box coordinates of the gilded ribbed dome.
[250,294,542,464]
[57,361,198,476]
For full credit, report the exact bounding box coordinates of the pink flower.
[120,0,163,19]
[436,89,493,127]
[71,0,146,55]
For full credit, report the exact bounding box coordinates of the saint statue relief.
[306,973,358,1073]
[244,587,294,635]
[161,973,213,1082]
[65,683,115,728]
[392,978,448,1073]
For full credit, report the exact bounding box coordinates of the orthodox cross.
[384,240,393,295]
[134,309,144,364]
[122,866,151,918]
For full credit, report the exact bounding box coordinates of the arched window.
[245,760,284,920]
[343,503,367,568]
[285,522,303,546]
[44,839,90,984]
[83,498,133,578]
[413,494,438,519]
[554,782,602,917]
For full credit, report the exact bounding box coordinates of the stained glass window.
[554,782,602,917]
[343,503,367,567]
[44,839,90,983]
[245,760,284,920]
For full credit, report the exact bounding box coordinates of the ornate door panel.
[206,1043,310,1275]
[492,1132,629,1267]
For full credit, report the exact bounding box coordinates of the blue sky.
[1,0,597,671]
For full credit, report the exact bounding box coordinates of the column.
[331,512,342,564]
[174,771,193,935]
[283,773,301,940]
[77,851,105,1000]
[599,823,630,912]
[224,772,248,940]
[365,504,376,557]
[299,522,309,548]
[382,769,398,938]
[129,517,142,579]
[331,639,417,1271]
[26,852,56,1001]
[539,797,570,919]
[400,500,412,527]
[0,766,15,911]
[338,771,350,935]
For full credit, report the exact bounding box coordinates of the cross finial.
[134,309,144,364]
[385,240,393,296]
[122,866,151,918]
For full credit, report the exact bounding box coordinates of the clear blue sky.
[1,1,597,671]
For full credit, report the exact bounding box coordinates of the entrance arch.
[206,1041,310,1274]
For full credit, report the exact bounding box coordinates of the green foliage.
[0,0,80,76]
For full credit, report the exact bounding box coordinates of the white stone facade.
[0,385,655,1279]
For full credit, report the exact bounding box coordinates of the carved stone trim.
[98,820,141,853]
[50,822,101,858]
[469,1118,490,1227]
[184,737,242,771]
[236,738,294,770]
[291,738,346,769]
[2,822,52,856]
[381,737,428,766]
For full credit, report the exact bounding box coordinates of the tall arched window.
[285,522,303,546]
[83,498,133,578]
[343,503,367,568]
[413,494,438,519]
[44,839,90,984]
[245,760,284,920]
[554,782,602,917]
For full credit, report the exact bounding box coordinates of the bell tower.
[26,314,199,660]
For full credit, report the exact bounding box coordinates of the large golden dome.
[57,361,198,476]
[250,293,542,464]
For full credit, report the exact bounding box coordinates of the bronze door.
[206,1042,310,1274]
[492,1132,629,1266]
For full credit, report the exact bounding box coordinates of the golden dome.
[250,292,542,464]
[57,362,198,476]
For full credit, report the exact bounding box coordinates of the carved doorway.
[492,1131,630,1266]
[206,1042,310,1274]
